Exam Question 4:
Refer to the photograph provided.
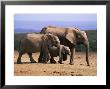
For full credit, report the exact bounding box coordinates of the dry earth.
[14,51,97,76]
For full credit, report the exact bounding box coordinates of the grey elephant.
[40,26,90,66]
[48,45,70,64]
[17,33,60,64]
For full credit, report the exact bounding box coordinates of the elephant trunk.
[84,41,90,66]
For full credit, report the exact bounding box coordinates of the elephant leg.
[17,52,23,64]
[38,52,43,63]
[28,53,36,63]
[44,55,50,63]
[58,59,63,64]
[63,54,67,61]
[42,50,50,63]
[86,48,90,66]
[58,54,63,64]
[69,47,75,65]
[50,57,56,63]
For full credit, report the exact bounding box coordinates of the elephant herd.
[17,26,90,66]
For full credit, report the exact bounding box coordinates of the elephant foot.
[31,61,36,63]
[30,60,36,63]
[69,62,74,65]
[87,64,90,66]
[38,59,42,63]
[50,59,57,64]
[51,62,57,64]
[50,62,57,64]
[38,57,42,63]
[42,59,48,64]
[58,61,63,64]
[17,61,22,64]
[38,61,42,63]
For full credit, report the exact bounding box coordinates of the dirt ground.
[14,51,97,76]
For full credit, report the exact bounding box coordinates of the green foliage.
[14,30,97,52]
[76,30,97,52]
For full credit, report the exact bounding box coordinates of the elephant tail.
[40,27,47,34]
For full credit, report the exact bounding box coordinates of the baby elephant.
[49,45,70,64]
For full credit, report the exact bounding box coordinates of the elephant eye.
[77,34,81,38]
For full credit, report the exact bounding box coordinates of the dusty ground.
[14,51,97,76]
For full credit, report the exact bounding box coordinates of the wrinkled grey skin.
[40,26,90,66]
[48,45,70,64]
[17,33,60,64]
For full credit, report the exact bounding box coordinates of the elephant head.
[61,46,70,61]
[65,28,89,66]
[61,46,70,55]
[41,33,60,63]
[42,33,60,47]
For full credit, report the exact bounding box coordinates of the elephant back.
[40,26,66,36]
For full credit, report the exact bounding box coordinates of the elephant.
[17,33,60,64]
[48,45,70,64]
[40,26,90,66]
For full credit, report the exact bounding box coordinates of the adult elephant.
[40,26,90,66]
[17,33,60,64]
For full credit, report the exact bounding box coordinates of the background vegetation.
[14,30,97,52]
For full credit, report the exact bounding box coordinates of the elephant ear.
[45,33,53,41]
[42,35,48,41]
[65,29,76,45]
[43,34,55,46]
[42,33,53,40]
[47,33,60,45]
